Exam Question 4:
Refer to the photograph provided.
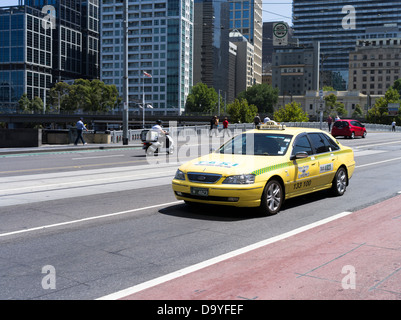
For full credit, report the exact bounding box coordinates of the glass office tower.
[100,0,193,116]
[193,0,230,98]
[0,0,99,113]
[229,0,262,84]
[293,0,401,90]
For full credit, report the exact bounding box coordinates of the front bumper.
[172,179,264,207]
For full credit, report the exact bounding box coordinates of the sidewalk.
[0,142,142,155]
[118,194,401,300]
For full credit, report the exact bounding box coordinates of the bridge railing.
[109,122,397,144]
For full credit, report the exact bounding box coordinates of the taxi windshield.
[218,133,293,156]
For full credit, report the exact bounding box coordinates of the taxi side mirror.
[290,151,309,160]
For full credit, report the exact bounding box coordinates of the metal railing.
[109,122,398,144]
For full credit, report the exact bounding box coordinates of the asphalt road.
[0,131,400,299]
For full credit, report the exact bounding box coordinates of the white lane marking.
[72,154,126,160]
[0,201,182,238]
[355,140,401,149]
[356,156,401,169]
[97,211,353,300]
[0,169,176,194]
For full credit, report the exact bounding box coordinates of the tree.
[367,87,400,124]
[49,79,120,113]
[273,101,309,122]
[227,98,258,123]
[351,104,364,118]
[50,81,73,112]
[324,93,347,117]
[185,83,218,114]
[18,93,31,113]
[391,78,401,97]
[18,94,44,114]
[30,96,44,114]
[236,83,279,114]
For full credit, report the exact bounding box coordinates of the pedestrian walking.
[209,115,219,137]
[392,119,396,132]
[222,117,231,138]
[74,117,88,145]
[253,114,261,127]
[327,116,333,132]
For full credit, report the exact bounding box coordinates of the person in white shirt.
[152,120,169,149]
[263,116,270,123]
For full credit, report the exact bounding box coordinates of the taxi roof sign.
[257,121,286,130]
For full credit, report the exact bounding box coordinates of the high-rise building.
[293,0,401,90]
[229,30,255,96]
[193,0,230,102]
[0,0,99,113]
[100,0,193,116]
[272,42,320,96]
[229,0,262,85]
[349,25,401,96]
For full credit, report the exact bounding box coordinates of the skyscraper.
[0,0,99,113]
[193,0,230,101]
[100,0,193,116]
[293,0,401,90]
[229,0,262,85]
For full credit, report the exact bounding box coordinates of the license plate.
[191,187,209,197]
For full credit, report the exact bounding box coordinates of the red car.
[331,119,367,139]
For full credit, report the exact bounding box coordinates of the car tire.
[350,132,355,139]
[362,132,367,138]
[331,167,347,196]
[260,179,283,215]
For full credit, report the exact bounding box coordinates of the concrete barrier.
[0,128,42,148]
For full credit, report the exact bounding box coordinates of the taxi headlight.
[174,169,186,181]
[223,174,255,184]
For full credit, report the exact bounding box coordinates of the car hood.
[178,152,288,176]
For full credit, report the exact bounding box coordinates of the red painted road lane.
[121,195,401,300]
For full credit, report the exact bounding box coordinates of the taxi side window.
[292,135,313,156]
[308,133,330,154]
[322,133,340,151]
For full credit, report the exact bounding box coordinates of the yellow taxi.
[172,123,355,215]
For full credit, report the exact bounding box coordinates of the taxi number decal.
[293,180,311,190]
[320,163,333,173]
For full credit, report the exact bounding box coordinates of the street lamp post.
[122,0,129,145]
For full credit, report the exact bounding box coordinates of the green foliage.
[49,79,120,113]
[185,83,218,114]
[227,98,258,123]
[237,83,279,114]
[273,101,309,122]
[367,87,400,124]
[351,104,364,117]
[324,93,347,117]
[18,93,44,114]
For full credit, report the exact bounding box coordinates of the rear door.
[307,132,338,187]
[287,133,320,197]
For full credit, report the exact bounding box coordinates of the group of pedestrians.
[253,114,273,127]
[209,115,231,137]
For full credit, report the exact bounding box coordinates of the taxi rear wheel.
[260,179,283,216]
[331,167,347,196]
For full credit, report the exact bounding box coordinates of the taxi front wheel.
[260,179,283,216]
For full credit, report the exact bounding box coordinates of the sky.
[1,0,293,24]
